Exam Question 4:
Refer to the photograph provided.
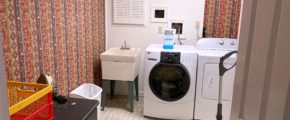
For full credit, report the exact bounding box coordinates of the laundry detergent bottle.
[163,29,176,49]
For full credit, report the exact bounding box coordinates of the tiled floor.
[100,95,162,120]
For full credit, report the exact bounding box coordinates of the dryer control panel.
[196,38,239,51]
[160,52,180,63]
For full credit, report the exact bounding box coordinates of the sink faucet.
[121,40,130,50]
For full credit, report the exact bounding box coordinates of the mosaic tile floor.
[100,95,163,120]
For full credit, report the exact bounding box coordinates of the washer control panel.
[160,52,180,63]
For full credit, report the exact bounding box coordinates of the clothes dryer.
[194,38,238,120]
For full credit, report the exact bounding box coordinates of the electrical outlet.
[158,26,163,34]
[195,21,200,29]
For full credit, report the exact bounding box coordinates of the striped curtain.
[0,0,105,95]
[203,0,242,39]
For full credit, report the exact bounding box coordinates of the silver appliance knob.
[218,40,224,45]
[230,41,235,45]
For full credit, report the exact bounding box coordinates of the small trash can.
[70,83,103,120]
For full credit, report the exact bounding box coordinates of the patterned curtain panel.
[0,0,105,95]
[203,0,242,39]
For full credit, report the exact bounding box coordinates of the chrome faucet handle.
[121,40,130,49]
[218,40,225,45]
[124,40,127,48]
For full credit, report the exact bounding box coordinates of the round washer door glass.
[149,63,190,101]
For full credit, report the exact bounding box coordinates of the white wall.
[0,33,9,119]
[105,0,205,95]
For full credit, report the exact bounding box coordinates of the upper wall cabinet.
[113,0,146,25]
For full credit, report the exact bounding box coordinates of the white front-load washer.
[194,38,238,120]
[144,44,197,120]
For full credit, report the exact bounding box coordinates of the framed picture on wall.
[150,6,168,23]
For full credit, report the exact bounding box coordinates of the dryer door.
[149,63,190,102]
[202,63,236,101]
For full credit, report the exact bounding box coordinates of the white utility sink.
[100,48,140,62]
[100,48,141,81]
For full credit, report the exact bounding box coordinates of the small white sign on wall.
[113,0,146,25]
[150,6,168,23]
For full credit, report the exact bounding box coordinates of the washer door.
[149,63,190,102]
